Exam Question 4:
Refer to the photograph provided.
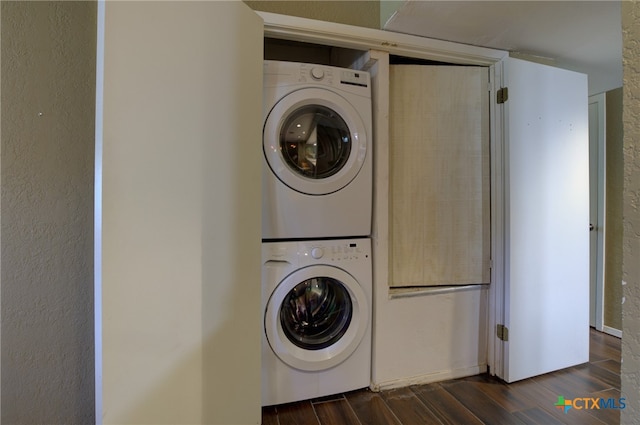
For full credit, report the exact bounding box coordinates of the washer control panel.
[299,239,371,265]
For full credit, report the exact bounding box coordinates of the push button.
[311,67,325,80]
[311,247,324,259]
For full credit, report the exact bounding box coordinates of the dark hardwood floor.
[262,328,621,425]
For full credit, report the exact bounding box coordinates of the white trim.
[0,0,3,417]
[94,1,105,423]
[365,49,390,389]
[589,92,607,332]
[488,59,507,379]
[389,284,488,299]
[603,325,622,339]
[370,364,487,392]
[259,11,507,66]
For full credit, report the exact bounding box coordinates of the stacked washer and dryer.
[261,60,374,406]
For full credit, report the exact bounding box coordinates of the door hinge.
[497,87,509,104]
[497,324,509,341]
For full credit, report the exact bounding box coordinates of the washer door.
[263,88,368,195]
[265,265,369,372]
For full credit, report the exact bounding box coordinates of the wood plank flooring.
[262,328,621,425]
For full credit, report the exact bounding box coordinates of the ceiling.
[383,1,622,95]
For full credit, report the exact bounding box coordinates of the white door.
[97,2,263,424]
[500,57,590,382]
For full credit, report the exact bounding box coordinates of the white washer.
[261,238,372,406]
[262,60,373,240]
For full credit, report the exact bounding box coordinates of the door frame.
[260,11,508,379]
[589,93,606,333]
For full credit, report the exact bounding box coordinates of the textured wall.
[604,87,623,331]
[1,2,96,423]
[622,1,640,423]
[244,0,380,29]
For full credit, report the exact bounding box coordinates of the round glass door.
[279,105,351,180]
[264,88,368,196]
[265,265,369,372]
[280,276,353,350]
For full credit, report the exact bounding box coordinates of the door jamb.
[488,59,507,380]
[589,93,606,332]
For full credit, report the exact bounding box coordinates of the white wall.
[372,288,488,388]
[97,2,262,423]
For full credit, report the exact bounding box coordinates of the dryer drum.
[279,105,351,180]
[280,277,353,350]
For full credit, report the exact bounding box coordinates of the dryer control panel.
[264,60,370,96]
[300,64,369,88]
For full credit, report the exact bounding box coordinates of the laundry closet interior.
[260,11,501,398]
[258,8,589,400]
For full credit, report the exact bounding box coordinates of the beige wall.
[1,1,96,423]
[604,87,623,331]
[245,0,380,29]
[622,1,640,423]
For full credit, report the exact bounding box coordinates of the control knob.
[311,247,324,259]
[310,67,325,80]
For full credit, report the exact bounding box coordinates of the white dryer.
[261,238,372,406]
[262,60,373,240]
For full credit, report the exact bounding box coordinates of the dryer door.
[263,88,368,195]
[264,265,369,371]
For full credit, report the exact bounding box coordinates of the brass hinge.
[497,324,509,341]
[497,87,509,104]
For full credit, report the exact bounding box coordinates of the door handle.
[590,224,595,231]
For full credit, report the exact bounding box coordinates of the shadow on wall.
[244,0,381,29]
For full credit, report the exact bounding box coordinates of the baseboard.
[603,325,622,338]
[370,364,487,392]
